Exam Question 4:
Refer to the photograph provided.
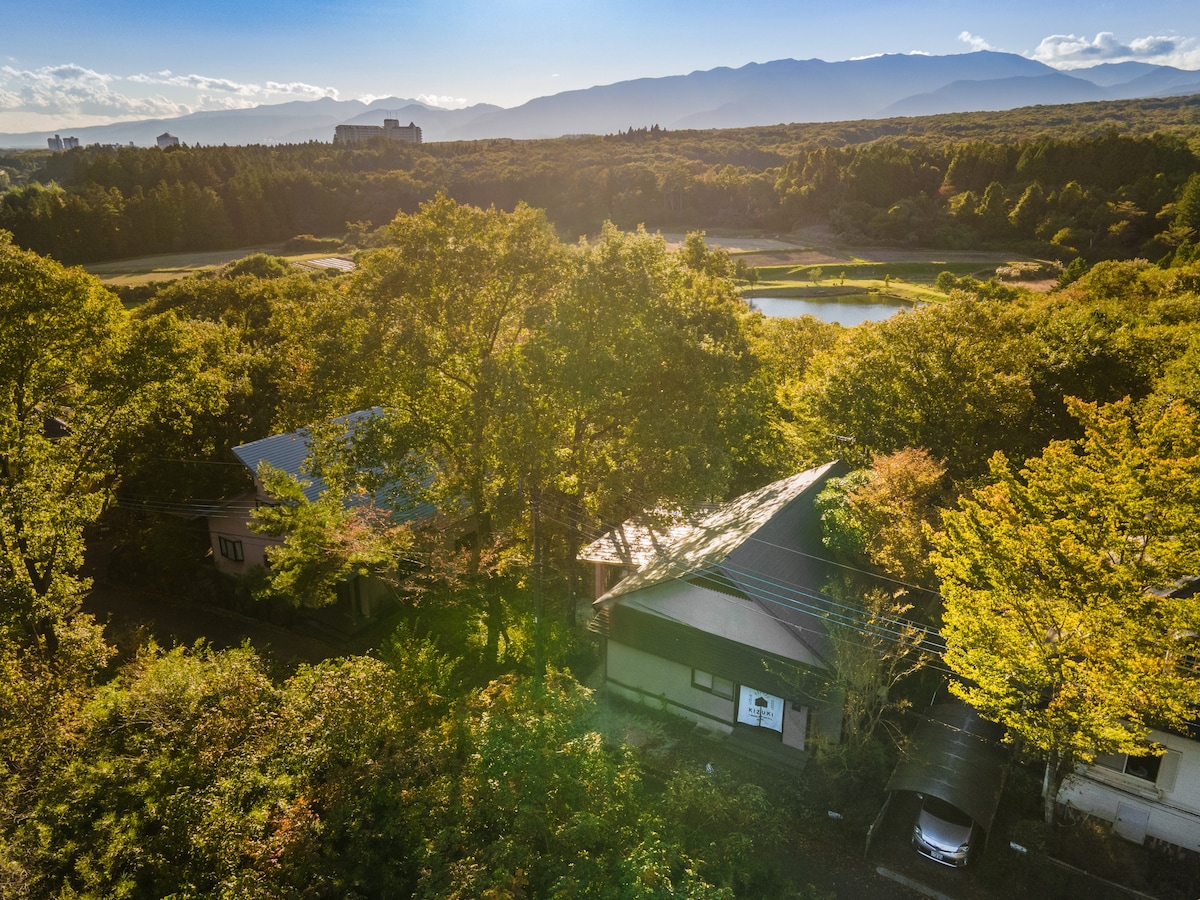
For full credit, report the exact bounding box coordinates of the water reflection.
[748,296,913,326]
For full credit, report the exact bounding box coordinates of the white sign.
[737,686,784,732]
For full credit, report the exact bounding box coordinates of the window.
[1095,748,1182,792]
[218,536,244,562]
[692,669,735,700]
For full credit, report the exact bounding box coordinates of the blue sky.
[2,0,1197,133]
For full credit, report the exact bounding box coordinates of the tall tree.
[350,196,567,666]
[933,397,1200,824]
[0,233,210,643]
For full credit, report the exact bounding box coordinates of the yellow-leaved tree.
[934,397,1200,824]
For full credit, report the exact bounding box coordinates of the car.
[911,794,977,867]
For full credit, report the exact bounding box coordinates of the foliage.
[0,233,213,638]
[791,297,1038,479]
[817,449,947,585]
[934,398,1200,823]
[249,462,414,609]
[3,97,1199,264]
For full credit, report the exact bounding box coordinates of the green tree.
[790,297,1037,480]
[350,196,567,667]
[817,448,947,585]
[249,460,414,610]
[0,233,209,641]
[934,398,1200,824]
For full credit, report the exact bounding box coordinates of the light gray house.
[584,461,849,755]
[206,408,433,622]
[1058,728,1200,853]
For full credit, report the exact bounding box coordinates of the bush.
[281,234,344,253]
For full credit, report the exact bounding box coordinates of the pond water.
[747,296,914,326]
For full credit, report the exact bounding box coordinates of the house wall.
[605,640,810,750]
[207,496,277,576]
[1058,728,1200,852]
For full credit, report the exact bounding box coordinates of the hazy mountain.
[881,73,1108,117]
[0,96,500,148]
[2,51,1197,149]
[445,52,1054,138]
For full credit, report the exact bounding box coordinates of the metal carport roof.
[885,702,1007,833]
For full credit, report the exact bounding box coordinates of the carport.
[869,702,1007,855]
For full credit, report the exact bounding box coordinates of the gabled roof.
[232,408,435,522]
[233,408,383,502]
[591,461,848,665]
[578,507,714,568]
[598,461,844,602]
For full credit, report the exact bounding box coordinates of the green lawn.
[83,247,347,286]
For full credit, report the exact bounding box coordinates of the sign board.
[736,686,784,732]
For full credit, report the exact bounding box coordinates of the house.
[206,408,434,621]
[1056,578,1200,854]
[1058,728,1200,852]
[584,461,849,755]
[156,132,180,148]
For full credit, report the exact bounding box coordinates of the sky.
[2,0,1198,134]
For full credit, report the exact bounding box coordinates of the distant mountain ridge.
[3,51,1199,149]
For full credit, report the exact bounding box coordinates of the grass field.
[81,235,1053,309]
[83,247,347,285]
[740,246,1055,303]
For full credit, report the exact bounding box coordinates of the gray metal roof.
[886,702,1007,832]
[231,408,435,522]
[578,508,711,567]
[593,461,849,667]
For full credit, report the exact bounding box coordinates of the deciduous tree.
[934,398,1200,824]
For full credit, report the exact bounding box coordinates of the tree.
[817,448,947,586]
[0,233,210,643]
[249,461,414,610]
[790,297,1038,480]
[350,196,567,667]
[933,398,1200,824]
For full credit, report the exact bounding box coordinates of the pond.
[747,295,914,326]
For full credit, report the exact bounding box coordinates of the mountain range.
[4,51,1200,149]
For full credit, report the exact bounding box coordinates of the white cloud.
[415,93,468,109]
[958,32,995,52]
[1029,32,1200,69]
[128,71,339,101]
[0,63,344,131]
[0,63,186,121]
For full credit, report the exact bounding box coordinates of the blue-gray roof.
[232,408,436,522]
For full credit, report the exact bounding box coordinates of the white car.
[911,794,977,867]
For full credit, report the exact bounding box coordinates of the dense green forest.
[3,94,1200,265]
[3,103,1200,896]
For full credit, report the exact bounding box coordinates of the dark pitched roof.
[578,507,714,567]
[592,461,849,664]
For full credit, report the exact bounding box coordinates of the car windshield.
[923,797,973,827]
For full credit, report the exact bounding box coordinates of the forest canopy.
[2,94,1199,265]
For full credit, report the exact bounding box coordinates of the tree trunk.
[1043,753,1067,825]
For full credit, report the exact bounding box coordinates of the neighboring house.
[584,461,849,756]
[206,408,433,622]
[1058,728,1200,853]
